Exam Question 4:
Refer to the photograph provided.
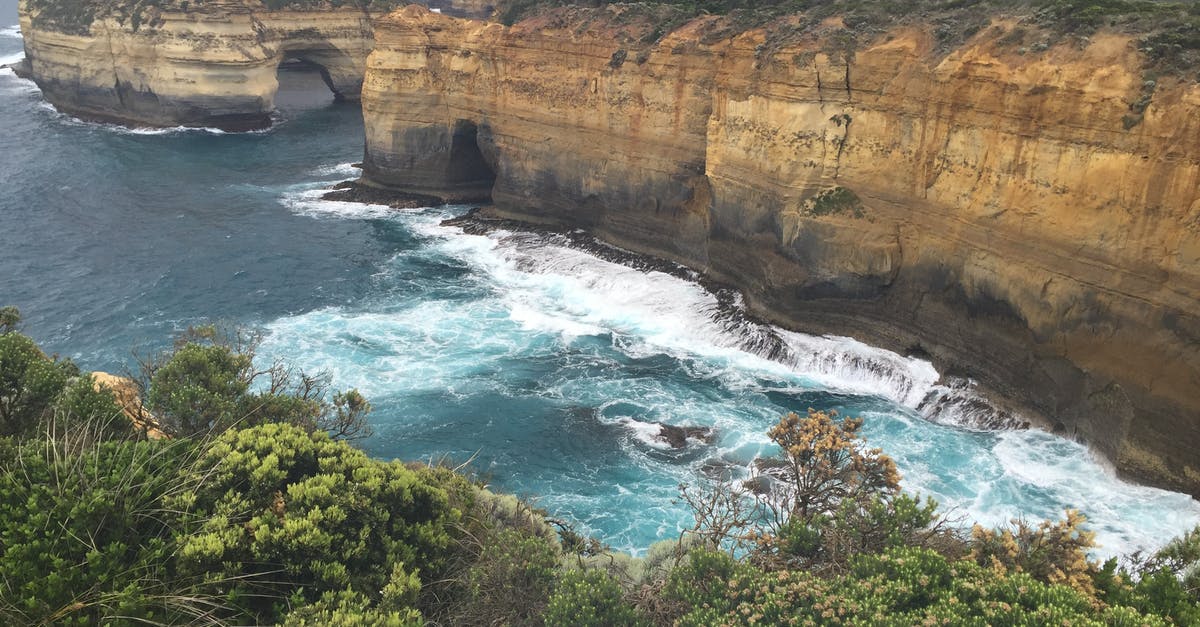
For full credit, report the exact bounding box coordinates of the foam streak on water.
[259,185,1200,559]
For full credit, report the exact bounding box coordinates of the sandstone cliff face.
[17,0,383,129]
[362,6,1200,495]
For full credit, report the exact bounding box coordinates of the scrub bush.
[168,422,457,623]
[143,325,372,439]
[0,308,126,439]
[544,569,649,626]
[0,434,206,625]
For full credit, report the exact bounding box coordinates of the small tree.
[0,307,143,441]
[971,509,1097,596]
[676,478,760,551]
[142,324,372,439]
[0,306,20,333]
[748,409,949,571]
[0,333,68,437]
[764,409,900,522]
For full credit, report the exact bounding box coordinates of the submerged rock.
[656,424,716,449]
[322,180,444,209]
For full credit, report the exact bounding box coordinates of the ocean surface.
[2,5,1198,558]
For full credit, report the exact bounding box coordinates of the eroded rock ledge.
[15,0,493,130]
[361,6,1200,496]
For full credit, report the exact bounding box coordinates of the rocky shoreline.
[358,7,1200,497]
[323,183,1039,436]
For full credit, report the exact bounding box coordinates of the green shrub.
[0,434,204,625]
[282,589,424,626]
[0,307,19,333]
[663,546,1171,625]
[52,375,133,439]
[544,569,647,626]
[143,326,371,439]
[0,307,129,440]
[663,548,749,617]
[455,528,560,625]
[1093,525,1200,624]
[0,328,78,438]
[970,509,1098,596]
[146,342,250,434]
[168,423,457,623]
[807,186,865,218]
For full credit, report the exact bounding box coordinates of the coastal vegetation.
[496,0,1200,75]
[23,0,410,35]
[2,306,1198,624]
[22,0,1200,77]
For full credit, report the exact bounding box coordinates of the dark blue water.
[2,6,1197,557]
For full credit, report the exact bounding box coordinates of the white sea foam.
[0,25,20,39]
[617,417,673,450]
[280,187,402,220]
[122,124,229,135]
[309,162,361,178]
[0,51,23,66]
[918,377,1030,430]
[431,223,942,409]
[439,219,1200,556]
[40,104,234,135]
[29,99,277,135]
[0,66,39,95]
[991,431,1200,557]
[774,330,939,407]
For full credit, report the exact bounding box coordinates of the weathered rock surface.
[656,424,716,449]
[362,6,1200,496]
[16,0,490,129]
[91,371,166,439]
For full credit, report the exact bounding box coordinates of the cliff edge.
[361,6,1200,496]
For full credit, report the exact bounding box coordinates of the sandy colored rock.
[92,371,165,439]
[16,0,388,129]
[362,7,1200,496]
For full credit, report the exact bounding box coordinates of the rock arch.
[17,3,378,130]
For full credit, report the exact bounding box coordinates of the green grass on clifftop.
[496,0,1200,76]
[25,0,410,35]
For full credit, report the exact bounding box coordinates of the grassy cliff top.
[24,0,408,35]
[493,0,1200,76]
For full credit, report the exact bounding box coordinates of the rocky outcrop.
[17,0,380,129]
[15,0,479,129]
[92,372,166,439]
[361,7,1200,496]
[656,424,716,449]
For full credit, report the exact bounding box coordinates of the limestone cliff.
[362,6,1200,496]
[15,0,492,129]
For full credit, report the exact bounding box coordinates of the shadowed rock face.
[362,6,1200,496]
[17,0,421,130]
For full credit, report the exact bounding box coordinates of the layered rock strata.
[362,6,1200,495]
[17,0,399,129]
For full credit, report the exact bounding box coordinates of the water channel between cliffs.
[1,19,1198,558]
